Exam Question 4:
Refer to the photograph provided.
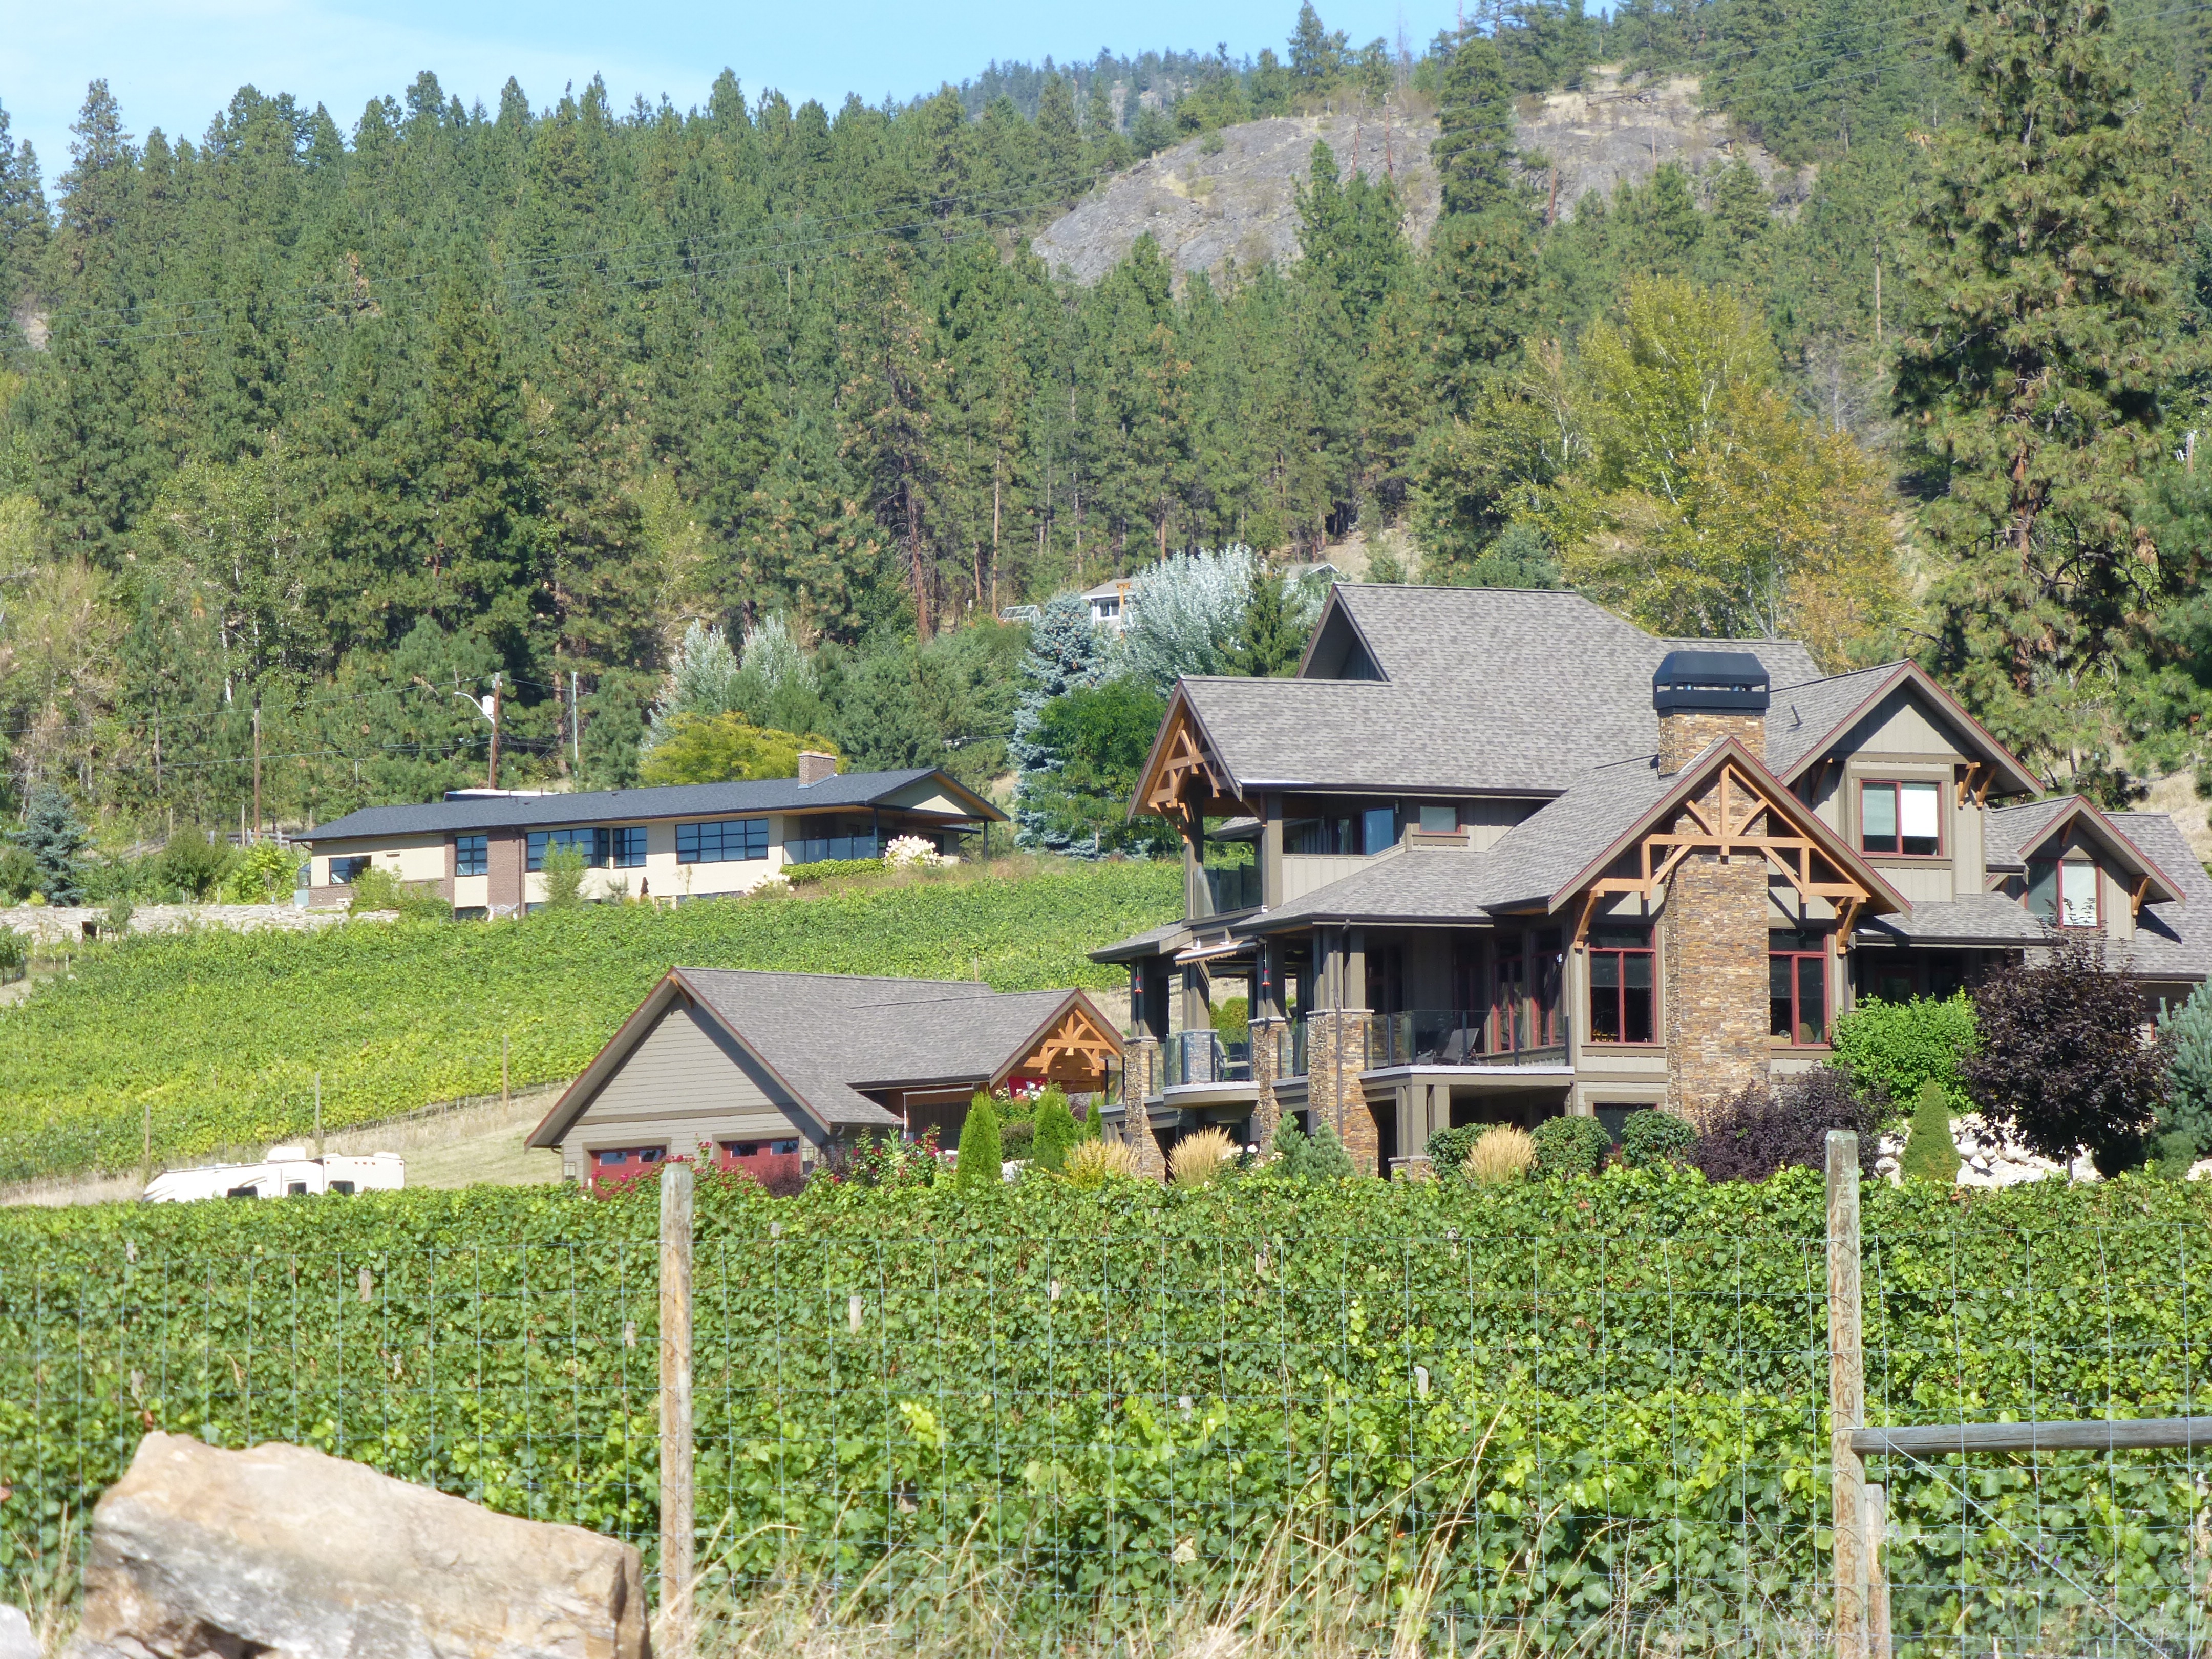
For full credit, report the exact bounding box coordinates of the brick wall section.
[1657,711,1767,773]
[487,831,526,918]
[1663,846,1771,1128]
[1305,1009,1379,1175]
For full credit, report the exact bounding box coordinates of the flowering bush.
[884,835,948,869]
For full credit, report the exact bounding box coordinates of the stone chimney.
[1652,651,1770,773]
[796,751,839,786]
[1651,651,1774,1129]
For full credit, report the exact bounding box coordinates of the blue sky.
[2,0,1457,189]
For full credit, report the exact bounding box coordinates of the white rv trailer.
[142,1148,405,1204]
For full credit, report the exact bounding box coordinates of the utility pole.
[487,673,502,791]
[251,693,262,842]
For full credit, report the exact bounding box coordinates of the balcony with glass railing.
[1364,1007,1570,1069]
[1161,1028,1253,1090]
[1202,863,1261,915]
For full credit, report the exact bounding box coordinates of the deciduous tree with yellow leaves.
[1547,279,1908,670]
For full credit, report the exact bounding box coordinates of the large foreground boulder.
[68,1432,649,1659]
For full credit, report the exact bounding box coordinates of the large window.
[329,855,370,885]
[677,817,770,864]
[1587,925,1655,1044]
[1861,780,1941,856]
[2028,858,2100,928]
[454,834,487,877]
[1770,929,1829,1046]
[528,827,602,871]
[610,825,647,868]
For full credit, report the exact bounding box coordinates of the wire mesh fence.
[3,1198,2211,1655]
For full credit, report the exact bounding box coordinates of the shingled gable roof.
[1151,587,1825,800]
[2112,812,2212,980]
[1982,796,2186,905]
[1479,735,1909,917]
[1761,660,2040,795]
[306,767,1004,843]
[1236,736,1905,934]
[527,969,1117,1148]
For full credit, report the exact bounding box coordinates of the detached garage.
[527,968,1123,1190]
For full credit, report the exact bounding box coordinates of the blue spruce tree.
[13,785,88,905]
[1013,593,1110,853]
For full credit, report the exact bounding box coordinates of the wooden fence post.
[659,1161,695,1645]
[1827,1130,1866,1659]
[1864,1481,1890,1659]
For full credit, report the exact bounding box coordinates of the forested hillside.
[0,0,2205,853]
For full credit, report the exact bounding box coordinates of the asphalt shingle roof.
[1860,895,2056,946]
[305,769,993,842]
[1762,664,1905,777]
[675,969,1098,1126]
[1242,844,1499,931]
[2111,813,2212,980]
[1180,588,1820,796]
[1984,798,2078,867]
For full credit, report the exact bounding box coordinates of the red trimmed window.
[1770,932,1829,1046]
[589,1145,664,1194]
[1587,926,1655,1044]
[1860,780,1942,856]
[2027,858,2100,928]
[717,1138,803,1186]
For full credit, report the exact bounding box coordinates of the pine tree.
[1431,38,1517,218]
[956,1091,1004,1190]
[1896,0,2189,771]
[1035,74,1086,200]
[1227,560,1312,676]
[1288,4,1348,92]
[13,785,88,905]
[0,101,48,311]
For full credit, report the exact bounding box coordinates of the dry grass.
[1169,1126,1237,1188]
[669,1502,1825,1659]
[1464,1125,1536,1185]
[1063,1136,1140,1187]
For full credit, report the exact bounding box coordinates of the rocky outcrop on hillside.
[1031,67,1797,290]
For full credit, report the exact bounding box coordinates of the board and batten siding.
[555,998,816,1180]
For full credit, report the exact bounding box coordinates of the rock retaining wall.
[0,903,358,947]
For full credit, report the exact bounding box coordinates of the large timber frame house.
[1092,586,2212,1178]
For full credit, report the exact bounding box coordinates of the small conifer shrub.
[956,1092,1003,1190]
[1898,1080,1960,1184]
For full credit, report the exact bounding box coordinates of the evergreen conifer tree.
[2157,980,2212,1161]
[13,785,88,905]
[956,1091,1004,1190]
[1431,38,1517,218]
[1895,0,2189,765]
[1227,560,1312,676]
[1081,1097,1104,1142]
[1899,1080,1961,1183]
[1012,592,1109,847]
[1031,1088,1078,1172]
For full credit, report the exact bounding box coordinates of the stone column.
[1249,1014,1283,1147]
[1121,1036,1168,1181]
[1306,1009,1377,1175]
[1663,842,1771,1129]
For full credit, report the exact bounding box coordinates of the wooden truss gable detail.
[1569,760,1880,954]
[1018,1004,1121,1085]
[1141,707,1228,826]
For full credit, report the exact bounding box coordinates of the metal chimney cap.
[1652,650,1770,714]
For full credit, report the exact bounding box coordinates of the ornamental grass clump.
[1060,1136,1139,1187]
[1464,1124,1535,1185]
[1169,1125,1236,1188]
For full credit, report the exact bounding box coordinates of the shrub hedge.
[3,1168,2209,1645]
